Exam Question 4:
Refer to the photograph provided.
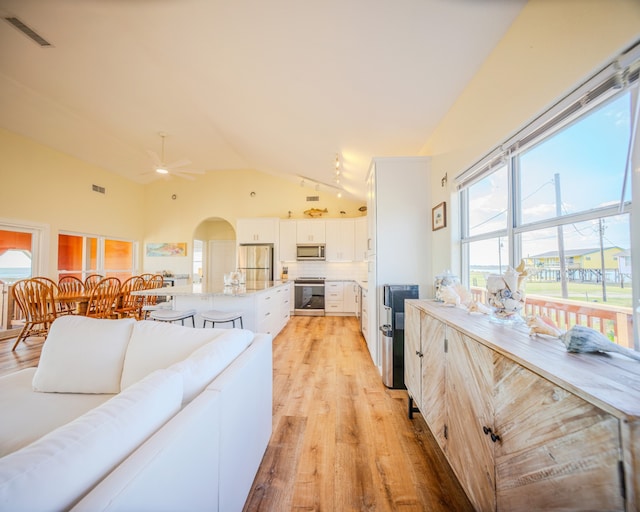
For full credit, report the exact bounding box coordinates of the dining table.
[54,292,91,316]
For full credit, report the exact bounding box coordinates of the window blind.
[456,40,640,191]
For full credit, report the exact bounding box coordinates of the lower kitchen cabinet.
[325,281,358,315]
[405,300,635,512]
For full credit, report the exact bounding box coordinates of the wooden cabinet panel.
[406,300,635,511]
[404,304,422,408]
[420,313,447,450]
[446,329,496,512]
[494,357,623,511]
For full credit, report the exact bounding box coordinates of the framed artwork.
[432,202,446,231]
[145,242,187,257]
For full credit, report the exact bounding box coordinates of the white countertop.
[132,280,290,298]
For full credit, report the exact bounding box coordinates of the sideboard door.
[493,356,624,511]
[446,329,496,512]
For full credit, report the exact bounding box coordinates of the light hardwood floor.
[0,316,473,511]
[244,315,472,511]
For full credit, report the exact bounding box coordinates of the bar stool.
[200,310,243,329]
[150,308,197,327]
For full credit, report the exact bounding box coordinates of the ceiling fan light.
[156,167,169,175]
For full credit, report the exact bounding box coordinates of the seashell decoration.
[434,271,459,302]
[486,261,528,324]
[527,315,563,337]
[560,325,640,362]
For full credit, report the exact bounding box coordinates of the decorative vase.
[486,268,527,325]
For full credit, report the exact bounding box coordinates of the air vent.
[92,184,105,194]
[4,17,53,47]
[306,196,319,202]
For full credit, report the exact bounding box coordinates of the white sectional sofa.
[0,315,273,511]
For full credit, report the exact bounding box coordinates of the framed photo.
[432,202,447,231]
[145,242,187,257]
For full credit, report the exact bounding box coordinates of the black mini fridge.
[380,284,419,389]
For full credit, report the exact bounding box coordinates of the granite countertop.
[132,280,289,297]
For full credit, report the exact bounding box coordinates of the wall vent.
[4,17,53,47]
[92,184,106,194]
[306,196,319,202]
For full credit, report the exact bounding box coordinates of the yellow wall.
[0,128,146,276]
[141,169,364,276]
[0,128,363,277]
[423,0,640,276]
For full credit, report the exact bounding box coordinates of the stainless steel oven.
[294,278,325,316]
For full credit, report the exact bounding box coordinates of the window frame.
[458,43,639,348]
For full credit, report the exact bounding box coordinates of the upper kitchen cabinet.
[278,220,297,262]
[236,218,279,244]
[325,219,355,261]
[296,219,326,243]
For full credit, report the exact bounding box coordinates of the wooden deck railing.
[470,287,634,349]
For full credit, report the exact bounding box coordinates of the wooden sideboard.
[405,299,640,512]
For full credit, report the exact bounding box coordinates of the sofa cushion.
[0,368,183,512]
[120,320,225,390]
[32,316,136,394]
[0,368,112,458]
[170,328,254,404]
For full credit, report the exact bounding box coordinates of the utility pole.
[555,173,568,298]
[599,218,607,302]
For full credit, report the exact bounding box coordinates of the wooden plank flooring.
[244,316,473,511]
[0,316,473,511]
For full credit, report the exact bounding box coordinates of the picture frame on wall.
[432,202,446,231]
[145,242,187,257]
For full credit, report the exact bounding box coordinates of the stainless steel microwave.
[296,244,325,261]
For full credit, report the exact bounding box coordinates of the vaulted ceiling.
[0,0,526,199]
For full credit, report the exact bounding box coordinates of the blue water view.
[0,268,31,282]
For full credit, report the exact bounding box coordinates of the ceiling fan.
[144,132,204,180]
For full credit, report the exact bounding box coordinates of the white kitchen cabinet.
[354,217,368,262]
[325,219,355,261]
[236,218,278,244]
[256,287,279,335]
[296,219,325,243]
[343,282,358,313]
[360,287,369,343]
[406,300,632,512]
[278,220,297,262]
[324,280,344,313]
[366,157,431,368]
[325,280,358,315]
[277,283,291,332]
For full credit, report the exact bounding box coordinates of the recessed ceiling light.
[156,168,169,174]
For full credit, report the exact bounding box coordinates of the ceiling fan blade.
[165,157,192,170]
[146,149,162,168]
[174,172,197,181]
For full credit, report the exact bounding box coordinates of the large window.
[58,233,136,281]
[459,47,638,349]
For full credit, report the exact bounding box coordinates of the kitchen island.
[133,281,292,336]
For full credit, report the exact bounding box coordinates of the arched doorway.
[192,217,236,288]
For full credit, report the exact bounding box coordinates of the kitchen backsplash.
[283,261,367,282]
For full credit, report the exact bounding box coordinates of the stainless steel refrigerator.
[237,244,274,282]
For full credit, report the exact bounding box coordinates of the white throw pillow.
[170,328,254,404]
[32,316,136,394]
[0,369,183,512]
[120,320,225,390]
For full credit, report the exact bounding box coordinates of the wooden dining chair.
[115,275,145,319]
[85,277,121,319]
[11,278,58,351]
[57,276,86,315]
[141,274,169,319]
[84,274,104,294]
